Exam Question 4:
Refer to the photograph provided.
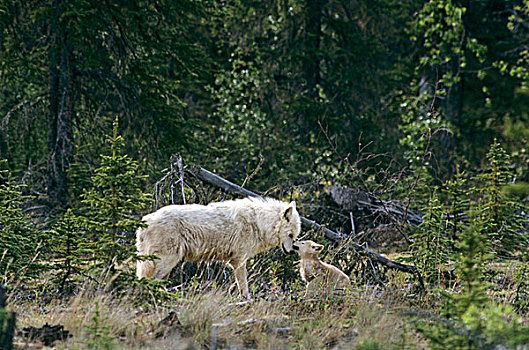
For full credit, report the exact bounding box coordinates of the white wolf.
[136,197,301,298]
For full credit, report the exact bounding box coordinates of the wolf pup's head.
[279,201,301,254]
[292,240,324,256]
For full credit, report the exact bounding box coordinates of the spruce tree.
[417,207,529,349]
[416,208,491,349]
[49,209,88,293]
[406,189,451,286]
[0,163,44,285]
[451,208,491,316]
[81,117,151,283]
[449,208,529,348]
[443,167,471,245]
[476,140,525,257]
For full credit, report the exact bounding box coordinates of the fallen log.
[326,185,423,226]
[19,323,70,347]
[187,165,425,290]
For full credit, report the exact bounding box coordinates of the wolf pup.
[136,197,301,299]
[293,240,350,297]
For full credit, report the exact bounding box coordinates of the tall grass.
[11,280,429,349]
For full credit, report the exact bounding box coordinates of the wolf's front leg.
[233,263,250,299]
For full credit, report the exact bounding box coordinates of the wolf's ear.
[284,202,296,222]
[313,244,324,252]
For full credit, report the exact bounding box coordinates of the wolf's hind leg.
[153,254,181,280]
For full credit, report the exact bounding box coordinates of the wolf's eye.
[288,234,293,239]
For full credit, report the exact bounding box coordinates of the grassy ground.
[7,258,529,349]
[11,282,430,349]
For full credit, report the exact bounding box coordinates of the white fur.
[136,197,301,298]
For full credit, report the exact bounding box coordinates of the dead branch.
[186,164,425,290]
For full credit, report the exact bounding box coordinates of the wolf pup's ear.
[284,202,296,222]
[313,244,324,252]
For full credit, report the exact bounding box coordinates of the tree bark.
[439,57,463,179]
[46,0,74,206]
[305,0,323,91]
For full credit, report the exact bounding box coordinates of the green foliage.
[396,94,442,200]
[413,208,529,349]
[406,189,452,286]
[49,209,88,293]
[84,299,115,350]
[67,146,94,208]
[463,303,529,348]
[476,140,525,256]
[413,0,486,80]
[405,0,498,178]
[444,167,471,243]
[80,117,151,282]
[2,2,529,347]
[405,139,529,348]
[451,209,491,317]
[200,0,416,188]
[0,0,208,178]
[208,47,272,180]
[0,163,45,285]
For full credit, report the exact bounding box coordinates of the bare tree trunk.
[46,0,74,206]
[439,58,463,179]
[305,0,323,91]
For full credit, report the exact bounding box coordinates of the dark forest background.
[2,1,529,348]
[2,0,529,198]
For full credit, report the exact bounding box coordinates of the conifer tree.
[477,140,525,257]
[416,205,529,349]
[81,117,151,282]
[406,189,451,286]
[443,167,471,245]
[0,163,44,285]
[416,208,491,349]
[451,208,491,317]
[50,209,88,293]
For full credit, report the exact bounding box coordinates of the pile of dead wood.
[156,160,425,290]
[19,323,70,347]
[323,185,422,249]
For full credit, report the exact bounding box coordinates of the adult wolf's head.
[279,201,301,254]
